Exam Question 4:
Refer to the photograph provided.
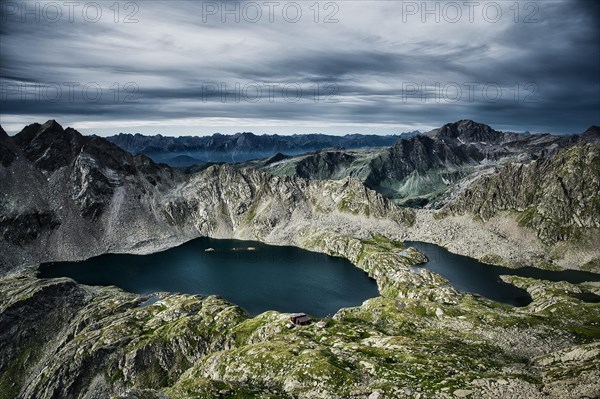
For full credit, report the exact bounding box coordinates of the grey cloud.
[0,0,598,135]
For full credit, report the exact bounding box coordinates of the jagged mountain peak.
[2,120,178,223]
[40,119,63,131]
[427,119,500,143]
[581,125,600,143]
[14,120,83,146]
[11,120,141,174]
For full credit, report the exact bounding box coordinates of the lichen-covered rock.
[444,143,600,244]
[2,234,599,399]
[0,273,248,399]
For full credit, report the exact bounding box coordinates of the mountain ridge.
[104,130,417,162]
[0,120,411,274]
[2,119,597,271]
[258,120,583,207]
[1,119,599,399]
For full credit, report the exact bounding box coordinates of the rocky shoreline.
[2,230,599,398]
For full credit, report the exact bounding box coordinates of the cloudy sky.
[1,0,598,136]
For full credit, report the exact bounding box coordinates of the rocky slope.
[396,140,600,270]
[258,120,583,207]
[0,120,184,272]
[0,121,413,274]
[442,142,600,245]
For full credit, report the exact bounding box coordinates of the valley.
[1,120,599,398]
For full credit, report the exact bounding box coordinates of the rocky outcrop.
[444,143,600,244]
[0,274,247,399]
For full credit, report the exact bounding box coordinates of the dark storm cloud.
[0,0,598,135]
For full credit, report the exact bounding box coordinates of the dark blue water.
[406,241,600,306]
[38,238,379,317]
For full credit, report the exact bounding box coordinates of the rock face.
[444,143,600,244]
[0,121,185,271]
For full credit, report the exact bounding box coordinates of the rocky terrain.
[255,120,587,207]
[443,142,600,244]
[392,140,600,271]
[0,120,413,273]
[1,120,599,398]
[2,233,599,399]
[245,121,600,270]
[0,121,184,272]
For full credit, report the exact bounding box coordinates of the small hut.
[290,313,311,326]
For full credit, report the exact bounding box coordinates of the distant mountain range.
[106,131,421,164]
